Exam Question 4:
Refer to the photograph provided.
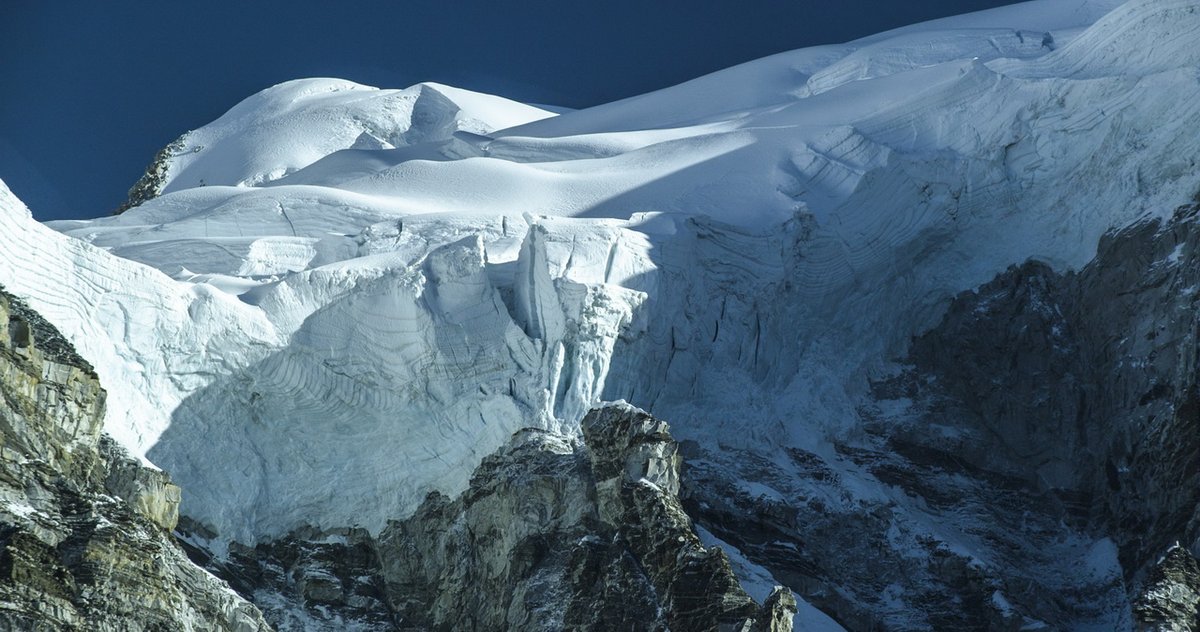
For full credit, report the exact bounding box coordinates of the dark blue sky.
[1,0,1020,220]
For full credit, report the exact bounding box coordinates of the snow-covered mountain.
[3,0,1200,628]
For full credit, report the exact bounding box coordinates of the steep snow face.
[0,181,280,456]
[15,0,1200,560]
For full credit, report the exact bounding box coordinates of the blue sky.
[1,0,1019,220]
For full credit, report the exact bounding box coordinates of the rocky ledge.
[0,285,269,631]
[112,132,190,215]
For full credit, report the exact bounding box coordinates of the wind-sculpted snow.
[152,79,555,194]
[5,3,1200,617]
[990,0,1200,79]
[496,0,1124,138]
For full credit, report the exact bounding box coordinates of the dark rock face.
[0,285,270,631]
[205,404,795,632]
[1134,545,1200,632]
[113,133,189,215]
[682,206,1200,630]
[896,205,1200,616]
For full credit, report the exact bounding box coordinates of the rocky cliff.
[0,285,271,631]
[886,204,1200,630]
[112,133,189,215]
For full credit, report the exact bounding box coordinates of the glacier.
[3,0,1200,627]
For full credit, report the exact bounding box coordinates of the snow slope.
[150,79,556,193]
[6,0,1200,600]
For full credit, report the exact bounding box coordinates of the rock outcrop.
[1135,544,1200,632]
[113,132,189,214]
[199,403,795,631]
[888,204,1200,626]
[0,285,270,631]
